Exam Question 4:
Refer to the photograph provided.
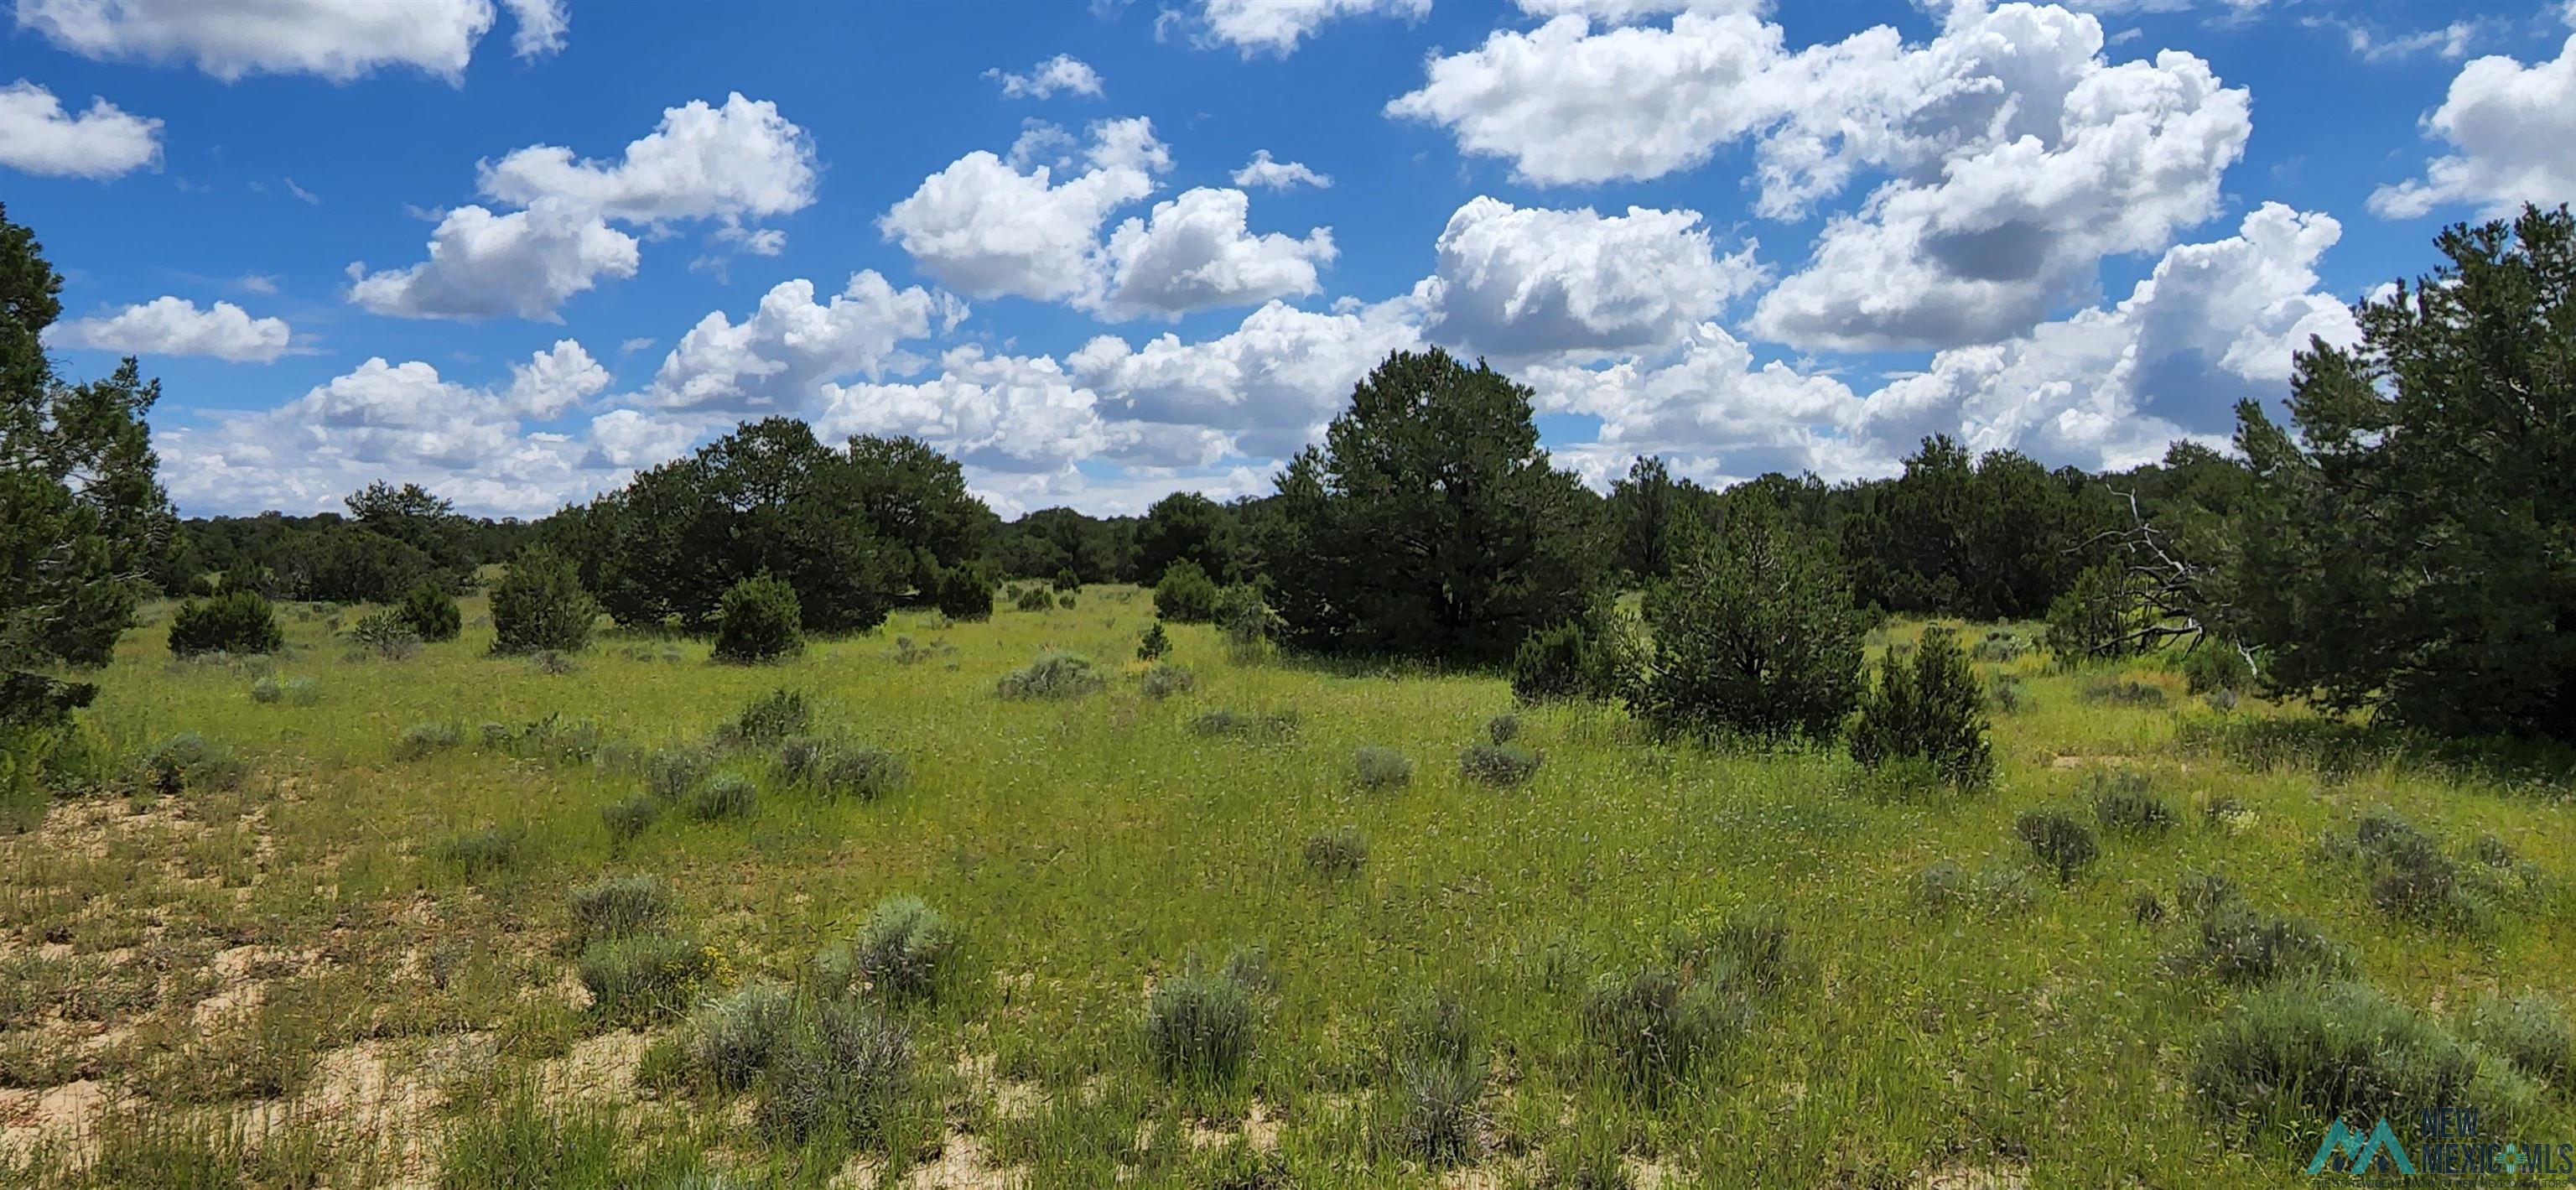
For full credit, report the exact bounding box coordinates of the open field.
[3,588,2571,1187]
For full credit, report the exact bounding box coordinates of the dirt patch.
[1921,1163,2033,1189]
[0,1078,107,1164]
[540,1029,647,1100]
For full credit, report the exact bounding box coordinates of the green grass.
[1,594,2570,1186]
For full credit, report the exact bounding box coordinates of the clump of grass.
[644,746,717,803]
[2132,891,2166,924]
[436,1090,629,1189]
[1916,860,2034,917]
[527,649,579,676]
[2169,902,2350,986]
[686,980,797,1092]
[1579,966,1747,1098]
[2470,991,2573,1089]
[2014,808,2098,882]
[776,735,830,784]
[2080,678,2168,708]
[1483,713,1521,744]
[2201,795,2252,832]
[394,720,465,760]
[1390,997,1486,1168]
[1301,828,1368,879]
[601,793,659,846]
[1457,742,1540,787]
[1665,904,1793,994]
[686,772,757,822]
[1987,674,2032,714]
[2176,870,2239,918]
[756,995,914,1146]
[2321,808,2500,932]
[249,675,280,704]
[720,689,813,744]
[577,933,713,1025]
[2193,980,2538,1135]
[481,713,603,764]
[569,874,673,948]
[1138,662,1196,699]
[1190,707,1299,741]
[442,825,526,879]
[2088,771,2174,836]
[776,739,906,800]
[1145,954,1263,1083]
[1353,746,1414,791]
[141,731,247,794]
[995,651,1105,699]
[818,895,957,1005]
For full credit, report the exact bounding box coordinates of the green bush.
[2324,809,2501,932]
[2043,562,2148,663]
[1301,828,1368,879]
[168,590,283,657]
[819,894,957,1005]
[1145,958,1260,1082]
[1510,620,1599,704]
[687,773,757,822]
[2014,809,2098,882]
[140,731,246,793]
[1638,496,1866,741]
[577,933,713,1025]
[397,581,461,642]
[1353,746,1414,791]
[2193,980,2537,1135]
[2182,642,2255,694]
[2470,991,2573,1089]
[1137,622,1171,662]
[600,793,658,846]
[1153,559,1220,624]
[1915,860,2034,918]
[393,720,464,760]
[1579,966,1746,1097]
[442,825,526,878]
[345,611,422,659]
[642,746,716,803]
[569,874,673,948]
[713,574,803,663]
[1138,662,1195,699]
[1052,568,1081,593]
[490,548,598,656]
[813,746,906,801]
[2171,902,2350,987]
[686,980,796,1092]
[2080,678,2168,708]
[756,995,912,1146]
[931,563,995,622]
[1457,742,1540,786]
[721,689,813,744]
[1483,712,1521,744]
[995,651,1104,699]
[1849,627,1994,787]
[1012,585,1052,612]
[2088,772,2174,836]
[1189,707,1298,742]
[250,675,318,705]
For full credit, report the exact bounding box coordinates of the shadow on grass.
[2175,715,2576,795]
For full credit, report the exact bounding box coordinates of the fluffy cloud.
[11,0,551,82]
[1231,150,1332,190]
[1856,203,2361,469]
[502,339,610,418]
[348,200,640,321]
[986,54,1104,99]
[1514,0,1767,19]
[1194,0,1429,56]
[818,347,1119,473]
[1522,324,1868,484]
[641,271,964,414]
[0,80,160,179]
[1415,196,1764,358]
[499,0,565,59]
[880,117,1166,303]
[44,296,291,361]
[584,408,699,469]
[1098,187,1337,320]
[2369,34,2576,219]
[477,93,818,225]
[1069,297,1423,459]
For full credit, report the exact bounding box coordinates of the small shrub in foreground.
[819,894,957,1005]
[720,689,813,745]
[2193,980,2537,1135]
[600,793,659,846]
[2088,772,2174,836]
[1849,627,1994,787]
[1353,746,1414,791]
[644,746,717,803]
[1483,713,1521,745]
[1579,966,1747,1097]
[578,933,713,1025]
[1457,742,1540,787]
[1145,959,1260,1082]
[141,732,247,794]
[687,980,797,1092]
[1301,828,1368,879]
[443,825,526,878]
[2470,991,2573,1089]
[2171,902,2350,987]
[756,995,913,1146]
[713,574,804,663]
[2014,809,2098,882]
[569,874,673,947]
[1137,622,1171,662]
[810,745,906,801]
[1915,860,2035,917]
[1510,619,1600,704]
[1395,1050,1485,1167]
[995,651,1105,699]
[687,773,757,822]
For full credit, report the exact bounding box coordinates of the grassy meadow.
[3,586,2572,1187]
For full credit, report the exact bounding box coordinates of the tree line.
[8,201,2572,749]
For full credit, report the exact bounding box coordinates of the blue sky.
[6,0,2572,518]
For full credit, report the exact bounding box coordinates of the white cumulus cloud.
[1415,196,1765,359]
[12,0,531,82]
[2369,34,2576,219]
[348,199,640,321]
[641,272,965,414]
[0,79,160,178]
[986,54,1104,99]
[477,93,818,226]
[1193,0,1429,56]
[1098,187,1337,320]
[1231,150,1332,190]
[44,296,290,362]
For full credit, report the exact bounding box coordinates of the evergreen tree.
[1637,494,1866,740]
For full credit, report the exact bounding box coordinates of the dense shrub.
[2014,809,2098,882]
[2089,772,2175,836]
[931,563,995,622]
[1153,559,1221,624]
[1457,742,1540,786]
[995,651,1104,699]
[722,689,813,745]
[1190,707,1298,742]
[756,995,912,1146]
[393,720,464,760]
[1579,966,1746,1096]
[167,591,283,657]
[1637,495,1866,741]
[569,874,673,948]
[2471,991,2573,1089]
[344,611,421,660]
[712,574,803,663]
[441,825,525,878]
[1301,828,1368,879]
[247,676,319,706]
[1483,713,1521,744]
[1137,622,1171,662]
[2182,643,2255,694]
[1213,583,1283,659]
[490,548,597,656]
[140,731,246,793]
[819,895,957,1005]
[397,581,461,642]
[600,793,658,847]
[2174,902,2350,987]
[643,746,717,803]
[2043,562,2148,663]
[578,933,713,1025]
[2193,980,2537,1134]
[1353,746,1414,791]
[1051,568,1080,593]
[2323,811,2502,933]
[1012,585,1052,612]
[1848,627,1994,787]
[1145,956,1261,1082]
[686,980,796,1092]
[687,772,757,821]
[1138,662,1195,699]
[1510,620,1600,704]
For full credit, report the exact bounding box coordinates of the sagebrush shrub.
[168,590,283,657]
[1153,559,1220,624]
[2176,870,2240,918]
[2327,809,2498,932]
[393,720,464,760]
[995,651,1105,699]
[1483,713,1521,745]
[2471,991,2573,1089]
[1145,959,1260,1082]
[686,772,756,821]
[249,676,282,704]
[578,933,713,1025]
[1579,966,1746,1097]
[397,582,462,642]
[1301,828,1368,879]
[722,689,813,744]
[527,649,578,676]
[1849,628,1994,787]
[2014,809,2098,882]
[814,746,906,802]
[140,731,246,793]
[1190,707,1297,741]
[1353,746,1414,791]
[1914,860,2033,917]
[713,574,804,663]
[345,611,422,660]
[489,548,597,656]
[2088,772,2174,836]
[820,895,956,1005]
[1138,662,1195,699]
[600,793,659,847]
[686,980,796,1092]
[569,874,672,947]
[2171,902,2349,987]
[1457,742,1540,786]
[1987,674,2032,715]
[2080,678,2168,708]
[2193,980,2537,1132]
[1971,631,2028,663]
[443,825,525,878]
[644,746,716,803]
[756,995,912,1145]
